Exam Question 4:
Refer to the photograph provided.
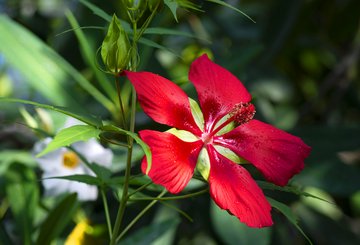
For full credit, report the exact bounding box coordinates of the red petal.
[125,71,202,135]
[215,120,311,186]
[207,145,273,227]
[140,130,203,193]
[189,55,251,131]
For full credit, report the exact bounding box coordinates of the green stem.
[100,188,112,239]
[115,75,127,129]
[128,181,153,197]
[116,189,167,243]
[109,21,138,245]
[129,188,209,201]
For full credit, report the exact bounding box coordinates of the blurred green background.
[1,0,360,244]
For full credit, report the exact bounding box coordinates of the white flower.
[33,118,113,201]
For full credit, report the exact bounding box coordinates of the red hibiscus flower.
[124,54,311,228]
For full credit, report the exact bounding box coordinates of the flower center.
[62,151,80,169]
[205,102,256,141]
[201,132,213,145]
[230,102,256,125]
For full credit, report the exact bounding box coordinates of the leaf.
[64,10,117,103]
[144,27,210,43]
[120,218,180,245]
[101,125,152,174]
[267,197,312,245]
[0,150,37,175]
[206,0,256,23]
[164,0,179,22]
[5,164,39,245]
[138,37,180,58]
[0,98,102,127]
[257,181,332,204]
[0,15,114,112]
[89,163,112,180]
[36,193,79,245]
[210,201,272,245]
[295,204,360,245]
[45,174,102,186]
[79,0,112,22]
[0,222,14,245]
[37,125,101,157]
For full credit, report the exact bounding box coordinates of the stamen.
[230,102,255,125]
[63,151,80,169]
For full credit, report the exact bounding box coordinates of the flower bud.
[101,14,130,73]
[125,0,147,11]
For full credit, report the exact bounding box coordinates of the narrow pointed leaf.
[36,193,79,245]
[0,98,102,127]
[79,0,112,22]
[267,197,312,245]
[101,125,152,172]
[258,181,331,204]
[65,10,117,103]
[138,37,180,57]
[0,15,114,112]
[37,125,101,157]
[206,0,256,23]
[144,27,210,43]
[45,174,102,186]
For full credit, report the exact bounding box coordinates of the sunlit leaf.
[0,15,114,112]
[65,10,117,103]
[37,125,101,157]
[0,98,102,127]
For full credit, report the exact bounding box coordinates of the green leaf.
[101,125,152,174]
[79,0,112,22]
[0,98,102,127]
[64,10,117,103]
[210,201,272,245]
[37,125,101,157]
[45,174,102,186]
[78,0,131,31]
[164,0,179,21]
[144,27,210,43]
[120,218,180,245]
[138,37,180,57]
[36,193,79,245]
[267,197,312,245]
[0,150,37,175]
[89,163,112,180]
[5,164,39,245]
[0,15,114,112]
[0,222,14,245]
[257,181,332,204]
[206,0,256,23]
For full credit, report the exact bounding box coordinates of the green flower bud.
[101,14,130,73]
[125,0,147,11]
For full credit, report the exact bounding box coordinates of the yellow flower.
[65,219,91,245]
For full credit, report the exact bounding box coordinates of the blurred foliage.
[1,0,360,244]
